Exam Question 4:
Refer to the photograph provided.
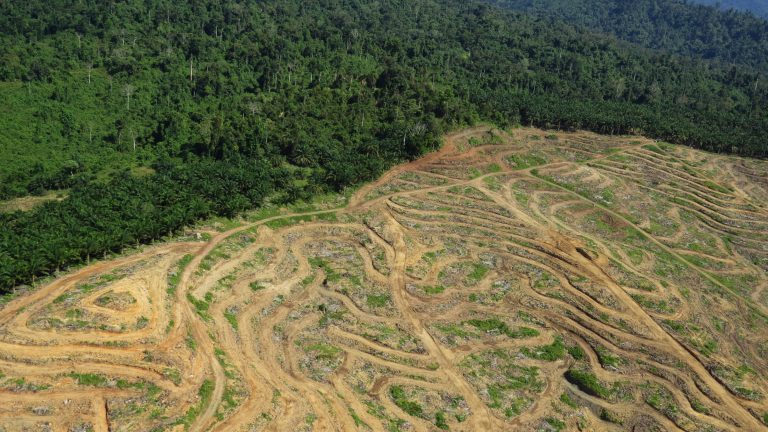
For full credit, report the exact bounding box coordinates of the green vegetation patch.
[460,349,543,417]
[305,342,342,360]
[467,263,490,282]
[507,154,547,170]
[175,379,214,427]
[423,285,446,294]
[366,294,390,308]
[564,369,611,399]
[520,336,566,361]
[390,385,424,418]
[167,254,193,295]
[465,318,539,339]
[545,417,566,431]
[68,372,108,387]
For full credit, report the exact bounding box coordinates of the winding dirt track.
[1,127,767,431]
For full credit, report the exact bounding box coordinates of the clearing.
[1,127,767,431]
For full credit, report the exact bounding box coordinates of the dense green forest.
[691,0,768,18]
[486,0,768,71]
[1,0,767,293]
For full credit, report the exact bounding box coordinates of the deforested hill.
[485,0,768,71]
[2,126,768,430]
[1,0,767,292]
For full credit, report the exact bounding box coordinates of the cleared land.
[1,127,767,431]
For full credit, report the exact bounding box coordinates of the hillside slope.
[485,0,768,71]
[691,0,768,18]
[1,127,767,430]
[2,0,768,294]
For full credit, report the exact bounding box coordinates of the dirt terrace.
[1,127,767,431]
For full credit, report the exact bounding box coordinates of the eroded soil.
[1,127,768,431]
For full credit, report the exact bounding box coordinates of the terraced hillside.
[1,127,768,431]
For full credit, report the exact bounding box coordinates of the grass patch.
[600,408,623,424]
[465,318,539,339]
[507,153,547,170]
[389,385,424,418]
[187,293,211,321]
[163,368,182,386]
[308,258,341,283]
[642,144,664,154]
[567,345,585,360]
[423,285,445,294]
[690,398,710,414]
[167,254,193,295]
[422,251,438,263]
[545,417,566,431]
[467,263,489,282]
[224,310,238,331]
[595,345,623,368]
[349,407,368,428]
[435,411,449,430]
[264,214,314,229]
[559,393,577,408]
[68,372,107,387]
[564,369,610,399]
[175,379,214,427]
[435,323,472,338]
[305,342,342,360]
[366,294,390,308]
[521,336,566,361]
[185,333,197,351]
[249,281,266,291]
[631,294,674,314]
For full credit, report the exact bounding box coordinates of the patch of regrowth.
[249,282,266,291]
[366,294,390,308]
[167,254,193,295]
[559,393,578,408]
[507,153,547,170]
[423,285,446,294]
[521,336,566,361]
[68,372,108,387]
[567,345,586,360]
[564,369,611,399]
[468,263,490,283]
[595,345,624,369]
[175,379,214,427]
[390,385,424,418]
[465,318,539,339]
[545,417,566,431]
[599,408,623,425]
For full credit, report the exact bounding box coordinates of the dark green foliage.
[1,0,767,293]
[691,0,768,18]
[487,0,768,71]
[559,393,577,408]
[435,411,449,430]
[68,372,108,387]
[564,369,610,399]
[567,345,586,360]
[545,417,566,431]
[389,386,424,418]
[0,159,273,290]
[521,336,566,361]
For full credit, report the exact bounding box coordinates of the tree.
[123,84,135,111]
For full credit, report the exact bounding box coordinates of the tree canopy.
[1,0,767,292]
